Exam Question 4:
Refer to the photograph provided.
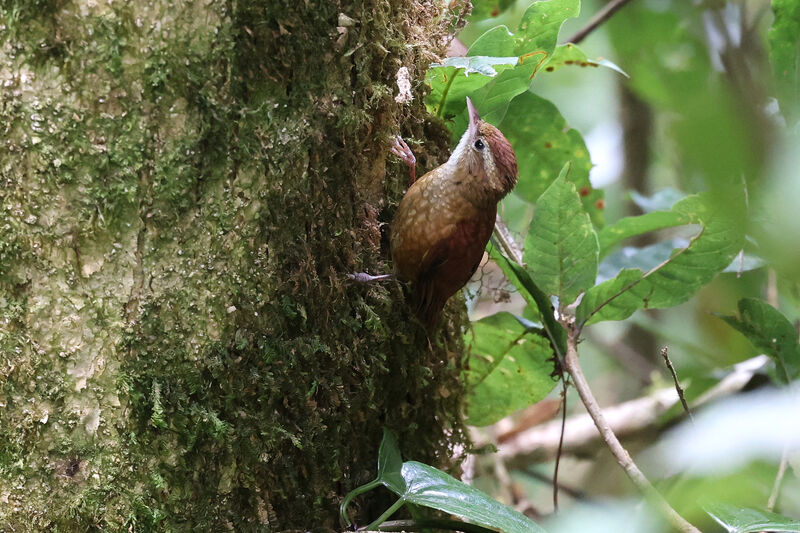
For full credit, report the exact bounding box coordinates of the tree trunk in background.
[0,1,468,530]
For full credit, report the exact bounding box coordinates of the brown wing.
[412,208,497,327]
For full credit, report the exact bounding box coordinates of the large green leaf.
[577,193,744,325]
[430,0,582,128]
[598,210,690,257]
[524,165,599,307]
[365,431,548,533]
[769,0,800,124]
[397,462,547,533]
[496,91,601,226]
[706,502,800,533]
[720,298,800,384]
[464,312,555,426]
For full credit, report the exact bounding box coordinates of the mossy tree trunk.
[0,1,468,530]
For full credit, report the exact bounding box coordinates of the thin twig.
[660,347,693,423]
[553,381,567,511]
[564,0,636,45]
[767,447,790,511]
[563,323,701,533]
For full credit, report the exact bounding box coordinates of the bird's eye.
[474,139,485,150]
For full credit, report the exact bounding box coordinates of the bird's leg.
[390,135,417,185]
[348,272,394,283]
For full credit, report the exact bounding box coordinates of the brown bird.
[390,98,518,327]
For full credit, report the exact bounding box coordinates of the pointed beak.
[466,97,481,134]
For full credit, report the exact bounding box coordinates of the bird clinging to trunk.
[390,98,518,327]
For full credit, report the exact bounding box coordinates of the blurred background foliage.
[428,0,800,530]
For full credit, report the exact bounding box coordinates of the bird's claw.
[348,272,393,283]
[390,135,417,184]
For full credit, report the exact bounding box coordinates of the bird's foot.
[348,272,394,283]
[390,135,417,185]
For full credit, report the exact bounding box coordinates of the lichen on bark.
[0,0,469,530]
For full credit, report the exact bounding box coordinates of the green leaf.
[395,461,548,533]
[516,0,580,58]
[705,502,800,533]
[496,91,601,226]
[464,312,556,426]
[454,54,540,129]
[542,43,628,77]
[524,164,599,307]
[488,243,567,358]
[720,298,800,384]
[433,0,582,129]
[363,431,549,532]
[598,210,691,257]
[577,193,745,325]
[431,56,519,77]
[427,26,519,119]
[377,428,405,492]
[769,0,800,124]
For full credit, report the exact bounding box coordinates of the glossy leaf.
[542,43,628,77]
[598,210,690,257]
[720,298,800,384]
[524,165,599,307]
[464,312,555,426]
[396,461,547,533]
[497,91,601,226]
[706,502,800,533]
[577,193,744,325]
[769,0,800,124]
[372,431,548,532]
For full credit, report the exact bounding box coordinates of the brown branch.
[660,347,693,422]
[563,323,701,533]
[564,0,636,45]
[494,355,768,464]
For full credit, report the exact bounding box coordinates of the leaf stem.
[369,518,499,533]
[340,479,382,526]
[436,67,461,117]
[563,322,701,533]
[365,498,406,531]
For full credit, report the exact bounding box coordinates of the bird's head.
[448,97,518,204]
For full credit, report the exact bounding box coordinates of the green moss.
[0,0,467,530]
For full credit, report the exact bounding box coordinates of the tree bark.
[0,1,467,530]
